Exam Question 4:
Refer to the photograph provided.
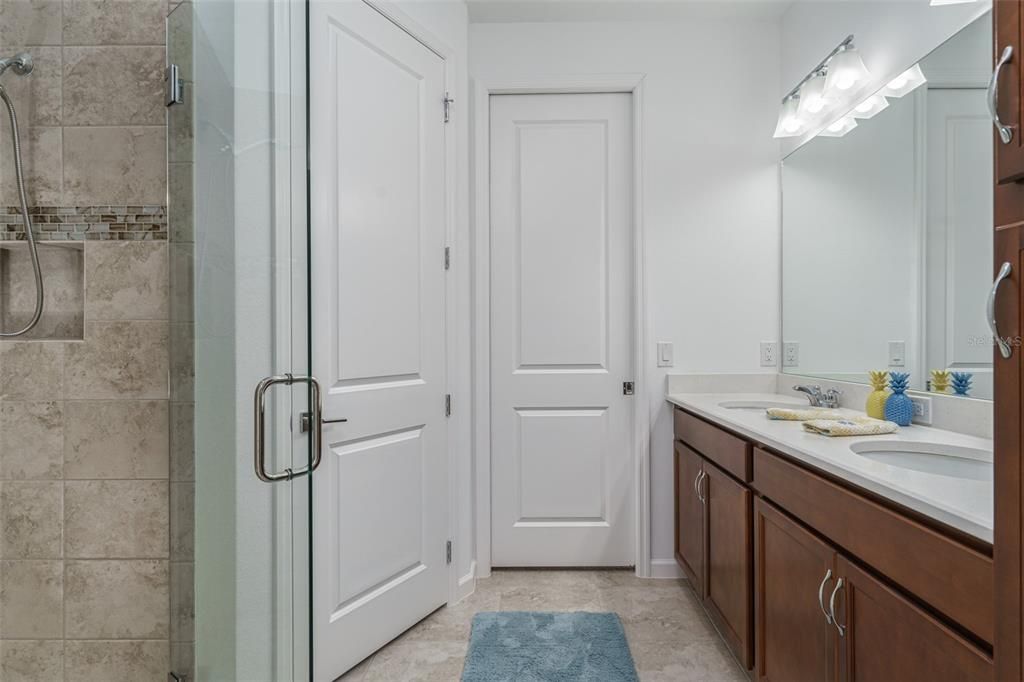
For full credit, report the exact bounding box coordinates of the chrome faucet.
[793,385,842,409]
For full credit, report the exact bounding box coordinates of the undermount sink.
[849,441,992,481]
[718,399,806,410]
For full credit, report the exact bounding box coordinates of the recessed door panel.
[516,122,608,371]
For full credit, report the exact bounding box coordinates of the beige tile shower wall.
[0,0,167,208]
[0,2,173,680]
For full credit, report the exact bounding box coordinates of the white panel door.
[489,93,634,567]
[309,1,448,678]
[925,88,993,396]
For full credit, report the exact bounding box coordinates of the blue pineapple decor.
[951,372,973,397]
[884,372,913,426]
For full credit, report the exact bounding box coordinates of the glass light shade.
[819,116,858,137]
[797,73,830,116]
[851,94,889,119]
[882,64,927,97]
[773,96,805,138]
[825,46,870,92]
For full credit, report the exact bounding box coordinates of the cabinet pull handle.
[693,470,701,498]
[828,578,846,637]
[697,470,707,504]
[988,262,1014,359]
[817,569,834,625]
[989,45,1015,144]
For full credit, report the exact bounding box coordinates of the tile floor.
[338,569,748,681]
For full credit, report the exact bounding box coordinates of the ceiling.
[466,0,795,24]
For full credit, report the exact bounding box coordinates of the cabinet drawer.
[752,447,993,644]
[674,408,752,482]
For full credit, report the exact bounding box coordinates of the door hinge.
[445,394,452,417]
[446,540,452,564]
[443,91,454,123]
[444,246,451,270]
[165,64,184,107]
[623,381,635,396]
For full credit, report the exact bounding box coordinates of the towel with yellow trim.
[766,407,843,421]
[802,416,899,437]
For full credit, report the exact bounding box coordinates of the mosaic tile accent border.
[0,206,168,241]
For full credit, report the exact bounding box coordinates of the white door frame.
[472,74,650,578]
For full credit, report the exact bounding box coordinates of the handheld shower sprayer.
[0,51,43,338]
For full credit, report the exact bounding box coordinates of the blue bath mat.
[461,611,639,682]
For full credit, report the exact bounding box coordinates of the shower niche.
[0,242,84,340]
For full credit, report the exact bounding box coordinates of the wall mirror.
[781,11,994,400]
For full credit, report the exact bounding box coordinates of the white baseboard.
[454,560,477,603]
[649,558,684,579]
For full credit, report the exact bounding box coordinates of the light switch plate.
[760,342,778,367]
[657,341,674,368]
[888,340,906,367]
[783,342,800,367]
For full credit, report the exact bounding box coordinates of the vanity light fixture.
[882,64,927,98]
[851,94,890,119]
[824,42,871,92]
[819,115,858,137]
[773,95,805,138]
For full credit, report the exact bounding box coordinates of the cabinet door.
[674,442,704,592]
[704,461,753,669]
[834,556,993,682]
[755,498,836,682]
[996,0,1024,184]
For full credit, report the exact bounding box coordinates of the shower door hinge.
[446,540,452,564]
[165,64,184,107]
[444,246,451,270]
[445,394,452,417]
[623,381,635,396]
[443,92,454,123]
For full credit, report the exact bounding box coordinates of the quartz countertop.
[666,392,994,544]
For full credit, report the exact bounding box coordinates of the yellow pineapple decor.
[865,370,890,419]
[930,369,951,394]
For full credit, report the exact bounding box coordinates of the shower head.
[0,53,32,78]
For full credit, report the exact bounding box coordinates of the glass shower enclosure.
[167,2,313,679]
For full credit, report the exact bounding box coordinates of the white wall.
[780,0,991,155]
[470,18,782,573]
[391,0,475,592]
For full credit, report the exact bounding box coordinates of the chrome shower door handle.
[817,569,834,625]
[988,262,1014,359]
[828,578,846,637]
[254,373,323,482]
[989,45,1015,144]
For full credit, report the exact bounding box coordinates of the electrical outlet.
[888,340,906,367]
[909,395,932,426]
[783,342,800,367]
[760,342,778,367]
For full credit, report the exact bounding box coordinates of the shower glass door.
[168,1,312,679]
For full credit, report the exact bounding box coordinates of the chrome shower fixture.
[0,52,33,78]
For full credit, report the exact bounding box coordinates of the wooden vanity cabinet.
[755,498,836,682]
[673,420,754,669]
[833,555,993,682]
[995,0,1024,184]
[703,462,753,669]
[674,442,705,590]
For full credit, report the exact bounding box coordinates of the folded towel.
[766,407,842,421]
[802,416,899,437]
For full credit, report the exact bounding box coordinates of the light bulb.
[882,64,927,98]
[797,72,829,116]
[851,94,889,119]
[819,116,858,137]
[825,45,871,93]
[773,96,805,138]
